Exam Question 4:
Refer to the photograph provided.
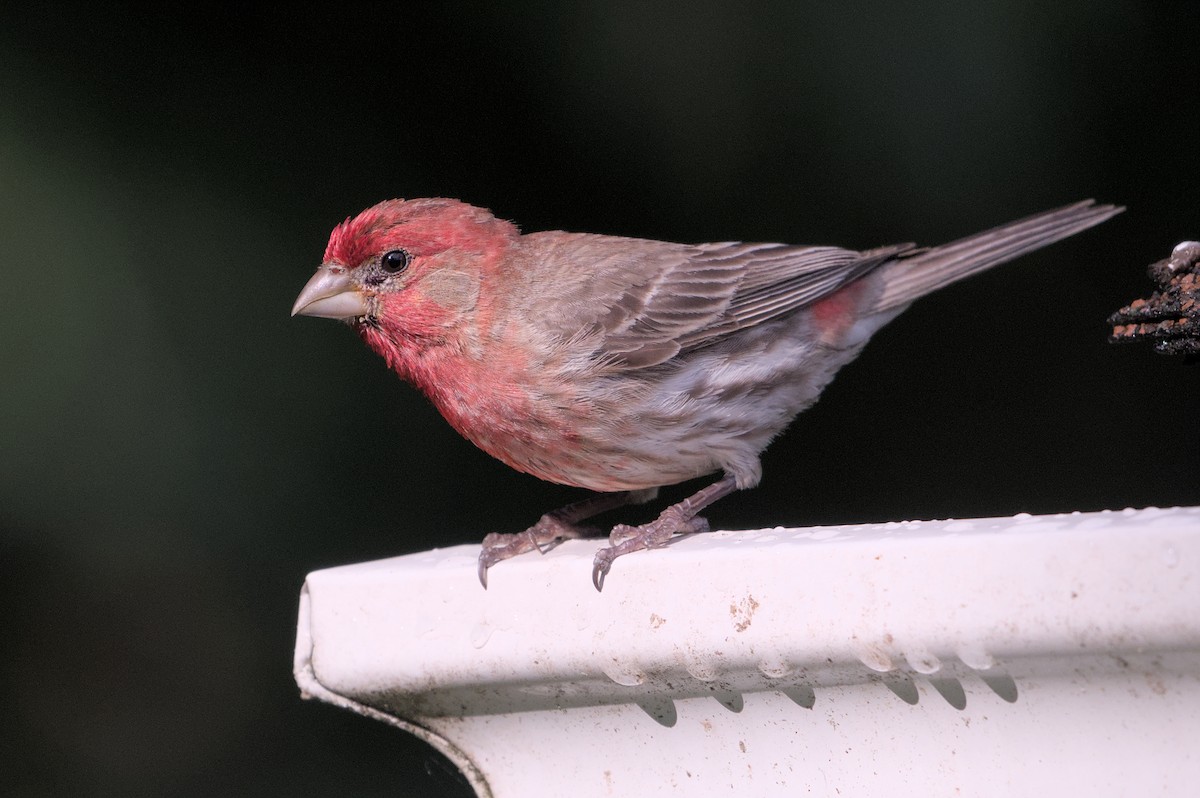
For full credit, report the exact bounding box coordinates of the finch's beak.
[291,266,369,320]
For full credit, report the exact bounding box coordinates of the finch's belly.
[441,313,873,493]
[463,418,721,492]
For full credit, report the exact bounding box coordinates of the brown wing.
[520,232,914,368]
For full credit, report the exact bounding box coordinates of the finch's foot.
[478,516,592,588]
[477,489,657,588]
[591,514,711,592]
[590,474,738,591]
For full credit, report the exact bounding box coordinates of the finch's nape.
[293,198,1122,590]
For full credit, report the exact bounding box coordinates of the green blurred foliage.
[0,2,1196,795]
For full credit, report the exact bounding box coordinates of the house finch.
[292,198,1120,590]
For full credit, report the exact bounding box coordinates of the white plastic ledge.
[295,507,1200,797]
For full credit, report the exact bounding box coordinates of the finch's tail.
[874,200,1123,313]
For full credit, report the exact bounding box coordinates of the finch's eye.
[381,249,411,274]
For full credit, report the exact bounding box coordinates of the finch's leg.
[592,475,738,591]
[478,489,657,587]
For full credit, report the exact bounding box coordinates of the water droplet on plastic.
[758,658,792,679]
[907,652,942,674]
[469,622,494,649]
[604,662,646,687]
[957,644,995,670]
[857,645,893,673]
[809,528,843,541]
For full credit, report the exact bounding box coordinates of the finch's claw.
[591,515,711,591]
[476,515,597,588]
[592,551,613,592]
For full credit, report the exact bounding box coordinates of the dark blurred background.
[1,2,1196,796]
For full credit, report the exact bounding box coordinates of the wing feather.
[518,232,912,368]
